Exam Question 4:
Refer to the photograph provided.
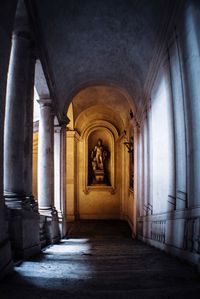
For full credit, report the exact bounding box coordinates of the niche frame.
[82,120,118,194]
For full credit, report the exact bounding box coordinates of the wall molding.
[82,121,118,194]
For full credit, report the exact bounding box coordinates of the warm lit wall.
[66,130,77,221]
[66,118,123,220]
[77,125,121,219]
[33,87,136,229]
[66,86,135,226]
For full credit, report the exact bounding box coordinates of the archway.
[66,85,136,229]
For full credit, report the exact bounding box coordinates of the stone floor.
[1,220,200,299]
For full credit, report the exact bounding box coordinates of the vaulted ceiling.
[71,85,132,135]
[27,0,173,119]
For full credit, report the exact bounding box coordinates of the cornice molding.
[37,99,54,112]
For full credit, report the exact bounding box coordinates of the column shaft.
[54,125,66,236]
[4,33,35,209]
[0,0,17,278]
[38,100,54,212]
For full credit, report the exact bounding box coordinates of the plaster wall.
[66,131,77,221]
[137,1,200,267]
[150,61,175,214]
[168,34,187,210]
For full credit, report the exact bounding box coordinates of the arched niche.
[82,120,119,194]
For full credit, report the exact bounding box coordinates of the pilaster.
[178,3,200,208]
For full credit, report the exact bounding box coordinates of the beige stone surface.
[66,85,135,222]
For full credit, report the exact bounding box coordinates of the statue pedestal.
[94,170,105,183]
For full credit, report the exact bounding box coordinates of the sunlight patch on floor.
[13,238,93,282]
[44,238,91,254]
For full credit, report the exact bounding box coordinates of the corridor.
[1,221,200,299]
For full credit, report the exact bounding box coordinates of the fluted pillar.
[37,99,60,244]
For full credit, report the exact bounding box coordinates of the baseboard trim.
[138,235,200,268]
[66,215,75,221]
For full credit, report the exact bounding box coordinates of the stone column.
[3,32,40,258]
[0,0,17,278]
[54,123,67,237]
[4,33,36,209]
[37,99,60,243]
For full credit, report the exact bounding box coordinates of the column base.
[7,209,41,260]
[39,215,47,248]
[39,208,60,245]
[57,211,66,238]
[4,192,36,211]
[0,239,13,280]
